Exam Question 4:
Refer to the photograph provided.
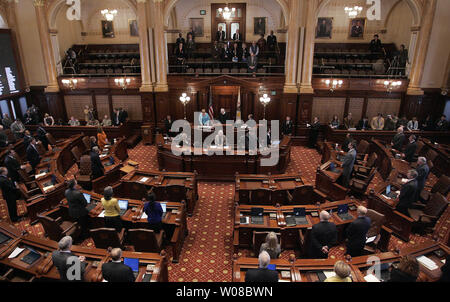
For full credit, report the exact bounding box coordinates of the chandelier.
[383,80,402,92]
[323,79,343,92]
[101,9,117,21]
[61,78,78,90]
[218,6,235,19]
[259,94,271,120]
[114,77,131,89]
[179,93,191,120]
[344,6,363,18]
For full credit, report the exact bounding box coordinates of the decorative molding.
[33,0,45,7]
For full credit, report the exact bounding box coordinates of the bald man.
[345,206,371,257]
[101,248,135,282]
[308,211,337,259]
[392,126,405,151]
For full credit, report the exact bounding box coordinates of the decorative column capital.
[33,0,45,7]
[136,0,147,3]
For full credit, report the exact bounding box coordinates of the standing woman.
[143,192,163,233]
[97,127,108,150]
[43,113,55,126]
[101,186,122,232]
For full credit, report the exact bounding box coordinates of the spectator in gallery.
[175,32,185,47]
[369,34,382,53]
[324,261,352,282]
[101,115,112,127]
[215,25,226,42]
[87,119,100,126]
[308,116,321,148]
[436,115,448,131]
[421,115,434,131]
[257,34,266,52]
[84,105,94,122]
[370,113,384,130]
[357,116,369,130]
[330,115,340,129]
[175,42,186,65]
[212,41,221,60]
[118,108,128,125]
[259,232,281,260]
[267,30,278,52]
[185,32,195,59]
[384,114,396,131]
[231,42,241,63]
[2,113,13,129]
[397,44,409,75]
[43,113,55,126]
[388,256,419,282]
[391,114,399,127]
[397,115,408,128]
[68,116,80,126]
[11,118,26,139]
[221,43,231,61]
[241,43,249,62]
[343,113,355,129]
[55,118,65,126]
[407,117,419,131]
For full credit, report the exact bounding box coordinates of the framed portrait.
[254,17,266,36]
[129,20,138,37]
[349,18,365,39]
[316,17,333,39]
[101,20,114,38]
[189,18,204,37]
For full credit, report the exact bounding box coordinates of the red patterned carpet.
[0,142,440,282]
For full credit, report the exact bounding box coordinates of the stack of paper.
[364,274,380,282]
[43,185,54,192]
[35,172,46,179]
[417,256,439,270]
[139,177,149,183]
[366,236,377,244]
[323,271,336,279]
[8,247,24,259]
[141,213,148,219]
[98,210,105,218]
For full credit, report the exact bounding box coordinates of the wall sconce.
[259,93,271,120]
[61,78,78,90]
[383,80,402,92]
[179,93,191,120]
[114,77,131,90]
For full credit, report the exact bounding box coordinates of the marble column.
[137,0,153,92]
[283,0,300,93]
[299,0,317,94]
[152,0,168,92]
[34,0,59,92]
[407,0,437,96]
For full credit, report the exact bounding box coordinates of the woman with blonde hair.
[324,260,352,282]
[259,232,281,259]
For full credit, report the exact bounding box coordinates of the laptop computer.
[293,207,308,225]
[267,264,276,271]
[118,200,129,215]
[0,232,11,245]
[385,185,398,199]
[250,207,264,225]
[337,204,353,221]
[84,193,97,212]
[124,257,139,279]
[104,156,115,167]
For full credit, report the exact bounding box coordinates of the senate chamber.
[0,0,448,288]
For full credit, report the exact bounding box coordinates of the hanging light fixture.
[61,78,78,90]
[323,79,343,92]
[114,77,131,89]
[218,5,235,20]
[383,80,402,92]
[101,9,117,21]
[344,6,363,18]
[179,93,191,120]
[259,93,271,120]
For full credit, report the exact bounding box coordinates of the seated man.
[68,116,80,126]
[396,169,418,216]
[345,206,371,257]
[52,236,86,282]
[343,113,355,129]
[436,115,448,131]
[370,113,385,130]
[357,116,369,130]
[245,251,278,282]
[407,117,419,131]
[101,115,112,127]
[397,116,408,128]
[391,126,405,151]
[198,109,210,126]
[308,211,337,259]
[101,248,135,282]
[384,115,396,131]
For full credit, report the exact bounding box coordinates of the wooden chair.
[45,132,64,146]
[71,146,82,163]
[151,186,168,201]
[90,228,125,249]
[287,185,327,204]
[166,185,187,203]
[270,190,289,205]
[356,139,370,160]
[18,169,40,193]
[81,136,91,153]
[349,167,376,196]
[420,175,450,203]
[364,209,392,253]
[250,189,272,205]
[238,189,251,204]
[355,152,377,169]
[35,141,47,156]
[408,193,449,233]
[76,155,92,190]
[127,228,165,253]
[252,231,281,257]
[37,214,80,242]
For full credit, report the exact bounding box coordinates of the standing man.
[245,251,278,282]
[396,170,418,216]
[308,117,321,148]
[392,127,405,151]
[345,206,371,257]
[101,248,135,282]
[281,116,293,136]
[403,135,417,163]
[341,141,357,187]
[90,146,105,179]
[216,25,226,42]
[65,179,89,239]
[26,138,41,175]
[52,236,86,282]
[164,115,174,137]
[415,157,429,201]
[4,150,25,183]
[112,108,120,126]
[267,30,277,52]
[0,167,20,222]
[308,211,337,259]
[369,34,382,53]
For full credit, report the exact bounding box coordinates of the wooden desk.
[26,123,131,140]
[421,139,450,177]
[0,222,168,282]
[315,161,348,201]
[232,257,296,282]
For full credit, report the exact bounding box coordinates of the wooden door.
[211,3,246,42]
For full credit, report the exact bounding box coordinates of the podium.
[141,124,153,145]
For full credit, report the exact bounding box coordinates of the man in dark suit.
[52,236,86,281]
[118,108,128,125]
[112,108,119,126]
[23,130,33,147]
[216,26,226,42]
[218,108,229,125]
[232,29,242,45]
[245,251,278,282]
[101,248,135,282]
[65,179,89,238]
[369,34,382,53]
[175,32,185,47]
[403,135,417,163]
[357,116,369,130]
[0,167,19,222]
[396,170,418,215]
[345,206,371,257]
[436,115,448,131]
[36,124,50,151]
[281,116,293,136]
[341,141,357,187]
[90,146,104,179]
[415,157,429,202]
[392,126,405,151]
[267,30,277,52]
[164,115,174,137]
[308,117,320,148]
[4,150,24,183]
[26,137,41,175]
[308,211,337,259]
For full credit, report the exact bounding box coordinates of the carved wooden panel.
[112,95,143,120]
[95,95,110,120]
[366,98,401,120]
[64,95,92,120]
[312,97,346,123]
[348,98,364,122]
